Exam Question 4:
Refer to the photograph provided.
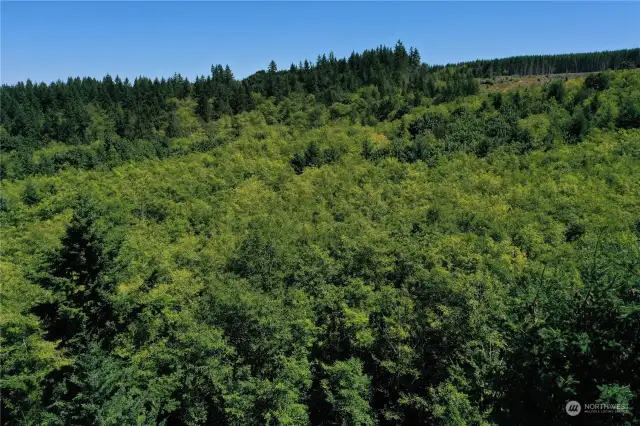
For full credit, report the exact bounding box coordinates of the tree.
[321,359,375,426]
[22,180,40,206]
[267,60,283,101]
[268,60,278,74]
[33,196,121,347]
[617,93,640,129]
[584,72,611,91]
[409,47,421,69]
[546,79,566,102]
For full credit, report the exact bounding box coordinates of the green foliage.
[1,48,640,425]
[290,141,344,174]
[22,180,40,206]
[546,78,566,103]
[617,92,640,129]
[585,71,613,91]
[459,48,640,77]
[321,359,374,426]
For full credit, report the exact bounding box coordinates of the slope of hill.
[1,45,639,425]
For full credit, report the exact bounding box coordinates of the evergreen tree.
[22,180,40,206]
[33,196,121,347]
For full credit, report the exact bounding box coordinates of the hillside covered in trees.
[1,43,640,425]
[2,43,638,160]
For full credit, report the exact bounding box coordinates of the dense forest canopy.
[1,42,640,425]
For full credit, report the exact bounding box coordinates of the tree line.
[454,48,639,77]
[3,43,637,157]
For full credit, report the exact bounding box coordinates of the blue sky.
[2,1,639,85]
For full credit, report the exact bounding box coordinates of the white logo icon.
[566,400,581,416]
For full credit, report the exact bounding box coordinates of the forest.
[1,43,640,425]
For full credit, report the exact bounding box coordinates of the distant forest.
[2,43,638,153]
[452,48,640,77]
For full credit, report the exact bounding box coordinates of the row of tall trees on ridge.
[3,43,638,153]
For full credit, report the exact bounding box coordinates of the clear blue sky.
[2,1,639,85]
